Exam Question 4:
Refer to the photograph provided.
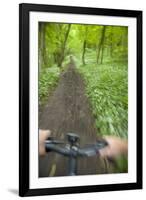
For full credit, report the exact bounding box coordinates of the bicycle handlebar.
[45,141,71,156]
[45,136,108,158]
[44,133,108,176]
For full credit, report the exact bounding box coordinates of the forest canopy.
[39,22,128,69]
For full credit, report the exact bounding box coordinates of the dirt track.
[39,60,108,177]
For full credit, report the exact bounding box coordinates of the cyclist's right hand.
[99,136,128,159]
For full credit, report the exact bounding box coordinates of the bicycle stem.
[68,155,77,176]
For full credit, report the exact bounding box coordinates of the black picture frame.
[19,3,143,197]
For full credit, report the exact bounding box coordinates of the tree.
[96,26,106,64]
[39,23,47,70]
[82,27,89,65]
[57,24,71,67]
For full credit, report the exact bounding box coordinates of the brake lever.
[95,139,108,150]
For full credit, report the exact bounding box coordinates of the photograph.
[19,3,142,196]
[38,22,128,177]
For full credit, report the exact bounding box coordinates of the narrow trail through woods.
[39,60,108,177]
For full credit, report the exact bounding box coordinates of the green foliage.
[77,61,128,138]
[39,67,60,106]
[114,156,128,173]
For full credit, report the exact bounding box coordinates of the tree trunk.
[39,23,46,70]
[96,26,106,64]
[100,44,104,64]
[82,27,88,65]
[58,24,71,67]
[82,40,87,65]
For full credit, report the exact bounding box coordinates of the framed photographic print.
[19,3,142,196]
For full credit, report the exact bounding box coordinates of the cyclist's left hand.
[39,129,51,156]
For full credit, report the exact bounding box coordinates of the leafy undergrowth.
[77,62,128,139]
[39,67,60,106]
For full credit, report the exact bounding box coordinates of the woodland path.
[39,59,108,177]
